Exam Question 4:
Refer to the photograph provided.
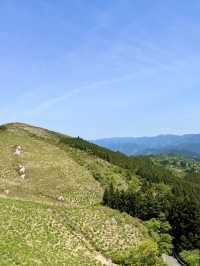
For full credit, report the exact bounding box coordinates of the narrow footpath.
[162,254,183,266]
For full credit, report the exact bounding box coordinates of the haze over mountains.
[93,134,200,157]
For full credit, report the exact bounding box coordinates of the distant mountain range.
[92,134,200,158]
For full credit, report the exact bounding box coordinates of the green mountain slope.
[0,123,162,266]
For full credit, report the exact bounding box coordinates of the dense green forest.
[57,136,200,261]
[19,126,200,262]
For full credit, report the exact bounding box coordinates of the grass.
[0,123,158,265]
[0,198,101,266]
[65,206,147,256]
[0,127,102,206]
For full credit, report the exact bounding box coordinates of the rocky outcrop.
[14,145,22,156]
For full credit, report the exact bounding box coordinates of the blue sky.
[1,0,200,139]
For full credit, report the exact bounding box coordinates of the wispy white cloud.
[19,51,196,118]
[23,88,81,116]
[17,72,140,117]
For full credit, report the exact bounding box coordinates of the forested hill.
[0,122,167,266]
[59,130,200,263]
[93,134,200,157]
[0,123,199,265]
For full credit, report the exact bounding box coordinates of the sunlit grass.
[0,123,149,265]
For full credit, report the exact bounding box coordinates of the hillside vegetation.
[103,153,200,265]
[0,123,165,266]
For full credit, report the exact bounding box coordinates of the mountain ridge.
[1,122,199,265]
[92,133,200,157]
[0,122,164,266]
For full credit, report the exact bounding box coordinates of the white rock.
[19,167,25,174]
[18,165,26,174]
[14,145,23,156]
[21,174,26,179]
[111,217,118,225]
[14,149,21,156]
[16,145,22,150]
[57,196,65,202]
[4,189,10,195]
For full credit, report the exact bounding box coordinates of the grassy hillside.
[0,123,162,266]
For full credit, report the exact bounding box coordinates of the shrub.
[145,214,173,255]
[0,125,7,131]
[112,240,166,266]
[179,250,199,266]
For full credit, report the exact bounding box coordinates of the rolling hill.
[0,123,165,266]
[93,134,200,157]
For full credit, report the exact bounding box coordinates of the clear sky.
[1,0,200,139]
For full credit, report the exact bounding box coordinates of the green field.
[0,123,157,266]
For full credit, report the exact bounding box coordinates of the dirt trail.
[162,254,182,266]
[95,254,118,266]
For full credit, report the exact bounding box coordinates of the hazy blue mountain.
[92,134,200,157]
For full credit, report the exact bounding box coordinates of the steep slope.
[0,123,155,266]
[0,125,101,206]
